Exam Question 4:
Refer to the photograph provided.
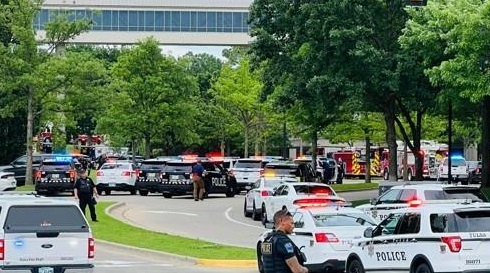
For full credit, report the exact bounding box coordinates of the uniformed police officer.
[261,210,309,273]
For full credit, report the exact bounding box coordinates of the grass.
[331,182,378,192]
[93,202,256,260]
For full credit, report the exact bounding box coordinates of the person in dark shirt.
[191,160,206,201]
[74,169,99,222]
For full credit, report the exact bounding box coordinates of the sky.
[161,45,229,60]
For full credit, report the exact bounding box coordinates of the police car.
[0,171,17,191]
[244,176,298,220]
[345,200,490,273]
[35,156,77,195]
[135,158,168,196]
[96,161,139,195]
[262,182,345,225]
[257,200,377,273]
[356,183,488,222]
[0,194,94,273]
[230,158,272,192]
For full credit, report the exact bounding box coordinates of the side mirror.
[264,222,275,229]
[370,198,377,205]
[363,227,374,238]
[294,221,304,228]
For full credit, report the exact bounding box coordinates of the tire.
[347,259,365,273]
[261,204,268,226]
[244,200,252,217]
[252,203,261,221]
[257,243,264,273]
[414,263,433,273]
[139,190,149,196]
[226,187,235,197]
[96,189,102,195]
[104,189,111,196]
[407,169,413,181]
[163,193,172,199]
[130,189,137,195]
[383,169,389,180]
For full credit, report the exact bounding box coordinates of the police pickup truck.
[0,194,94,273]
[159,159,237,198]
[35,156,77,195]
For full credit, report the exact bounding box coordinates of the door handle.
[382,240,389,244]
[410,238,417,243]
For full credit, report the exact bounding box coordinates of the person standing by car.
[261,210,308,273]
[192,160,206,201]
[74,169,99,222]
[336,158,344,184]
[96,153,107,170]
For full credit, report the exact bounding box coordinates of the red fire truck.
[332,149,383,178]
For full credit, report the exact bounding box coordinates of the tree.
[98,38,198,158]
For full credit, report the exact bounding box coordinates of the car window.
[265,165,297,176]
[41,162,72,171]
[5,205,88,233]
[431,210,490,233]
[313,213,376,227]
[202,162,216,172]
[442,188,487,202]
[294,185,333,196]
[101,164,131,170]
[399,189,417,202]
[140,162,166,171]
[164,163,193,172]
[377,189,402,204]
[263,179,284,189]
[292,211,305,228]
[13,156,27,165]
[279,186,289,196]
[373,213,403,236]
[234,160,262,169]
[396,213,421,234]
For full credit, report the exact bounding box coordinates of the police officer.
[261,210,309,273]
[74,169,99,222]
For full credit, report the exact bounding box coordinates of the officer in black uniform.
[261,210,309,273]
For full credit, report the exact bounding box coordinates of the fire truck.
[331,149,383,178]
[380,141,448,181]
[73,134,103,156]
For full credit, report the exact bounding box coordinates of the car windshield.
[443,158,466,166]
[164,163,193,172]
[313,213,376,227]
[265,165,297,176]
[263,179,287,188]
[101,163,131,170]
[294,185,333,195]
[41,161,72,171]
[234,160,263,169]
[140,162,166,171]
[425,188,488,202]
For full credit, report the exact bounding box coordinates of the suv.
[346,202,490,273]
[231,158,271,192]
[135,159,168,196]
[159,160,237,198]
[35,156,77,195]
[357,183,488,222]
[263,161,316,182]
[466,160,481,184]
[437,156,468,182]
[0,154,58,186]
[0,194,94,273]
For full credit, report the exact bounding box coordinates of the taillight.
[441,236,461,252]
[260,169,264,175]
[260,190,270,197]
[96,171,103,176]
[134,170,141,177]
[88,238,95,258]
[35,171,41,179]
[0,239,4,260]
[408,199,423,207]
[315,233,339,243]
[68,170,75,179]
[122,171,131,176]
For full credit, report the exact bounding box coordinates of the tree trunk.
[220,138,225,156]
[263,136,267,156]
[414,111,423,181]
[403,142,408,180]
[254,139,259,156]
[365,136,371,183]
[144,133,151,158]
[244,126,249,158]
[385,93,398,181]
[311,130,318,181]
[482,96,490,188]
[26,86,34,185]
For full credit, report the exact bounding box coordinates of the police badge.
[371,210,378,219]
[367,242,375,257]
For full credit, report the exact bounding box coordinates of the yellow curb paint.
[197,259,256,268]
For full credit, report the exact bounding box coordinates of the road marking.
[144,210,198,216]
[95,260,173,267]
[224,207,267,230]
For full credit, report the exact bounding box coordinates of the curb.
[104,202,256,268]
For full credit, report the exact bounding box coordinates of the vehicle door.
[389,212,422,270]
[246,179,261,210]
[208,163,227,190]
[290,211,315,257]
[369,189,403,222]
[269,185,289,215]
[362,213,404,270]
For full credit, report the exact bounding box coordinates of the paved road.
[96,241,257,273]
[104,183,378,248]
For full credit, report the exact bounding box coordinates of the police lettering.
[375,251,406,261]
[469,233,487,238]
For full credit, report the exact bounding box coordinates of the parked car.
[466,160,481,184]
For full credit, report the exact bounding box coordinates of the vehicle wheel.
[383,169,389,180]
[244,201,252,217]
[226,187,235,197]
[414,263,433,273]
[36,190,42,196]
[462,178,469,185]
[407,169,413,181]
[104,190,111,196]
[96,189,102,195]
[130,189,137,195]
[257,243,264,273]
[252,203,261,221]
[261,204,268,226]
[347,259,365,273]
[163,193,172,199]
[139,190,149,196]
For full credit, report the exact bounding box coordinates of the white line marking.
[224,207,267,230]
[144,210,198,216]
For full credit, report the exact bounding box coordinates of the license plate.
[171,175,179,180]
[38,267,54,273]
[245,186,251,190]
[109,183,116,187]
[147,173,155,178]
[51,174,59,178]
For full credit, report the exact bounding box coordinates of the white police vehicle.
[356,183,487,222]
[262,182,345,225]
[0,171,16,191]
[346,201,490,273]
[437,156,468,182]
[257,200,377,273]
[0,193,94,273]
[244,176,298,220]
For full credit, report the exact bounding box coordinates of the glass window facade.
[34,9,250,33]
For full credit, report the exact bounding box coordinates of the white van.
[0,194,94,273]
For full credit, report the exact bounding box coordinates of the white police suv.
[257,200,377,273]
[346,201,490,273]
[356,183,487,222]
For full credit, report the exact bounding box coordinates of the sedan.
[96,162,139,195]
[244,176,298,220]
[0,171,16,191]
